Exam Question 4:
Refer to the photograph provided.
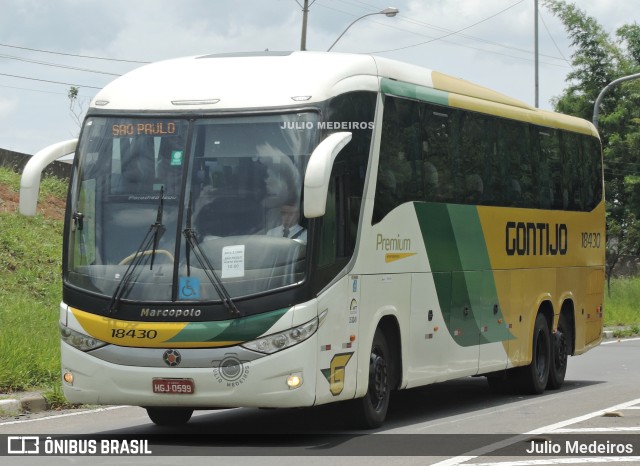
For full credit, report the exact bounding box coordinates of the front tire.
[146,407,193,426]
[357,329,391,429]
[514,313,551,394]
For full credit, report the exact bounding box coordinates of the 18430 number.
[111,329,158,339]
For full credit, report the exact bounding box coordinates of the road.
[1,337,639,465]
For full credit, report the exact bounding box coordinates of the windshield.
[66,113,317,304]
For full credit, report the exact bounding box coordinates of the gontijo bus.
[20,51,604,428]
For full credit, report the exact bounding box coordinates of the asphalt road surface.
[1,337,639,465]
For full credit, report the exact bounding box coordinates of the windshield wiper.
[183,195,240,316]
[107,188,166,314]
[150,186,166,271]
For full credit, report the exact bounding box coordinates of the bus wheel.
[515,313,551,394]
[547,314,570,390]
[146,407,193,426]
[358,329,391,429]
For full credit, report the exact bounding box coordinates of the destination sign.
[112,122,177,137]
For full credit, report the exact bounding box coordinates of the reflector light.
[63,372,74,384]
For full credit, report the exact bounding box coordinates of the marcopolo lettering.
[140,308,201,318]
[505,221,568,256]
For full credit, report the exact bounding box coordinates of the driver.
[267,203,307,242]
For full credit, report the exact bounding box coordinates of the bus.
[20,51,605,428]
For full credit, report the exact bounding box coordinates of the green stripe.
[448,204,492,270]
[381,78,449,106]
[166,307,289,343]
[415,202,513,346]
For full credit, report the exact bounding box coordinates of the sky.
[0,0,637,156]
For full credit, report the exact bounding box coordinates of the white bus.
[21,51,604,428]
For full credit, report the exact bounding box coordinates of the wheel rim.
[368,347,388,411]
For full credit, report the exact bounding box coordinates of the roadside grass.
[0,167,65,395]
[605,277,640,335]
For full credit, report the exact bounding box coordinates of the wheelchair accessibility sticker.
[179,276,201,299]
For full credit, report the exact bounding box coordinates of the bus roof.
[91,51,597,137]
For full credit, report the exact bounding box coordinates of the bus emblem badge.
[162,349,182,367]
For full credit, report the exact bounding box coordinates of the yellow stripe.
[432,71,598,137]
[385,252,417,263]
[70,307,239,348]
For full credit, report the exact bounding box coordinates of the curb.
[0,393,48,417]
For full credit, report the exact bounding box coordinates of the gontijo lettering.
[506,221,568,256]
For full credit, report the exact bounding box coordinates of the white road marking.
[430,398,640,466]
[550,427,640,433]
[0,405,128,426]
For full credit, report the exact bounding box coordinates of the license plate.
[152,378,195,394]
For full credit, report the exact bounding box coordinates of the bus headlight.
[241,316,318,354]
[60,323,108,352]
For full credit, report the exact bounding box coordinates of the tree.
[543,1,640,288]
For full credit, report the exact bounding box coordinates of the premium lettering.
[376,234,411,251]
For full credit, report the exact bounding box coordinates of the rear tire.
[146,407,193,426]
[514,313,551,394]
[356,329,391,429]
[547,314,571,390]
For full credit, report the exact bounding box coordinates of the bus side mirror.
[20,139,77,216]
[303,132,352,218]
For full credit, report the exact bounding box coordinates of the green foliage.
[544,1,640,284]
[543,0,618,110]
[43,384,70,410]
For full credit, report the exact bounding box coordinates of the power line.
[337,0,555,58]
[366,0,528,54]
[0,53,121,76]
[0,83,76,96]
[538,7,569,65]
[320,0,567,68]
[0,42,149,64]
[0,72,103,89]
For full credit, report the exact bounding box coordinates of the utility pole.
[535,0,539,107]
[299,0,312,51]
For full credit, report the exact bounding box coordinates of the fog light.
[286,374,303,389]
[63,371,74,385]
